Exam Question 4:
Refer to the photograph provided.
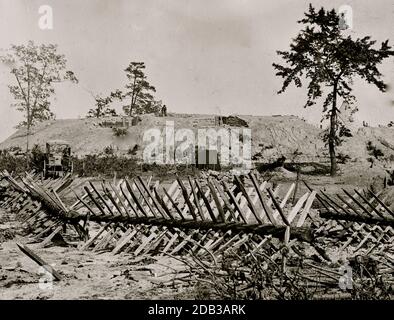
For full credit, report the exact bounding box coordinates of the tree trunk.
[26,122,30,170]
[329,83,338,176]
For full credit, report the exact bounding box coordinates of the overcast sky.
[0,0,393,141]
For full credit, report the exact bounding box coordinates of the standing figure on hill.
[162,105,167,117]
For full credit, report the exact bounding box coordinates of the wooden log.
[342,189,374,218]
[154,187,174,220]
[222,181,247,223]
[267,188,290,226]
[137,176,167,219]
[266,183,279,207]
[108,182,130,216]
[194,179,217,222]
[234,176,262,224]
[89,181,114,215]
[79,222,112,250]
[296,191,316,227]
[163,187,185,220]
[212,179,238,222]
[303,181,331,212]
[84,186,107,216]
[16,243,62,281]
[188,177,205,221]
[368,190,394,218]
[249,173,276,225]
[132,179,158,217]
[320,211,394,227]
[125,178,149,217]
[207,178,226,222]
[287,192,309,224]
[112,226,140,254]
[119,182,139,217]
[72,189,97,217]
[37,225,63,248]
[177,177,197,220]
[353,189,386,219]
[103,186,125,216]
[320,191,352,215]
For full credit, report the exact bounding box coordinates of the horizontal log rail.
[320,211,394,228]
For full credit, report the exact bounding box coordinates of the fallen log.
[320,211,394,228]
[60,213,313,242]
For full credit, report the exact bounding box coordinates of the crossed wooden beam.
[0,170,316,257]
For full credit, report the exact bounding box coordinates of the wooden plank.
[281,183,295,207]
[249,173,276,225]
[37,225,63,248]
[103,185,125,216]
[321,191,352,215]
[125,178,149,217]
[222,181,247,223]
[119,182,139,217]
[112,226,142,254]
[353,189,385,219]
[266,184,280,207]
[163,187,185,220]
[177,177,197,220]
[170,230,198,255]
[342,189,374,218]
[267,188,290,226]
[134,226,159,255]
[207,178,226,222]
[137,176,167,218]
[234,176,262,224]
[212,179,238,222]
[188,177,205,221]
[296,191,316,227]
[154,187,174,219]
[368,191,394,217]
[79,222,112,250]
[161,232,179,255]
[89,181,114,215]
[163,181,178,206]
[108,182,130,216]
[84,186,107,216]
[194,179,217,222]
[133,179,158,217]
[72,190,97,217]
[287,192,309,223]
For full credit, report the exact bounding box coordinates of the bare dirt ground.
[0,230,194,300]
[0,163,392,300]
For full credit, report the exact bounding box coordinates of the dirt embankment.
[0,114,393,172]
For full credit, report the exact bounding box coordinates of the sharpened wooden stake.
[16,242,62,281]
[267,188,290,226]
